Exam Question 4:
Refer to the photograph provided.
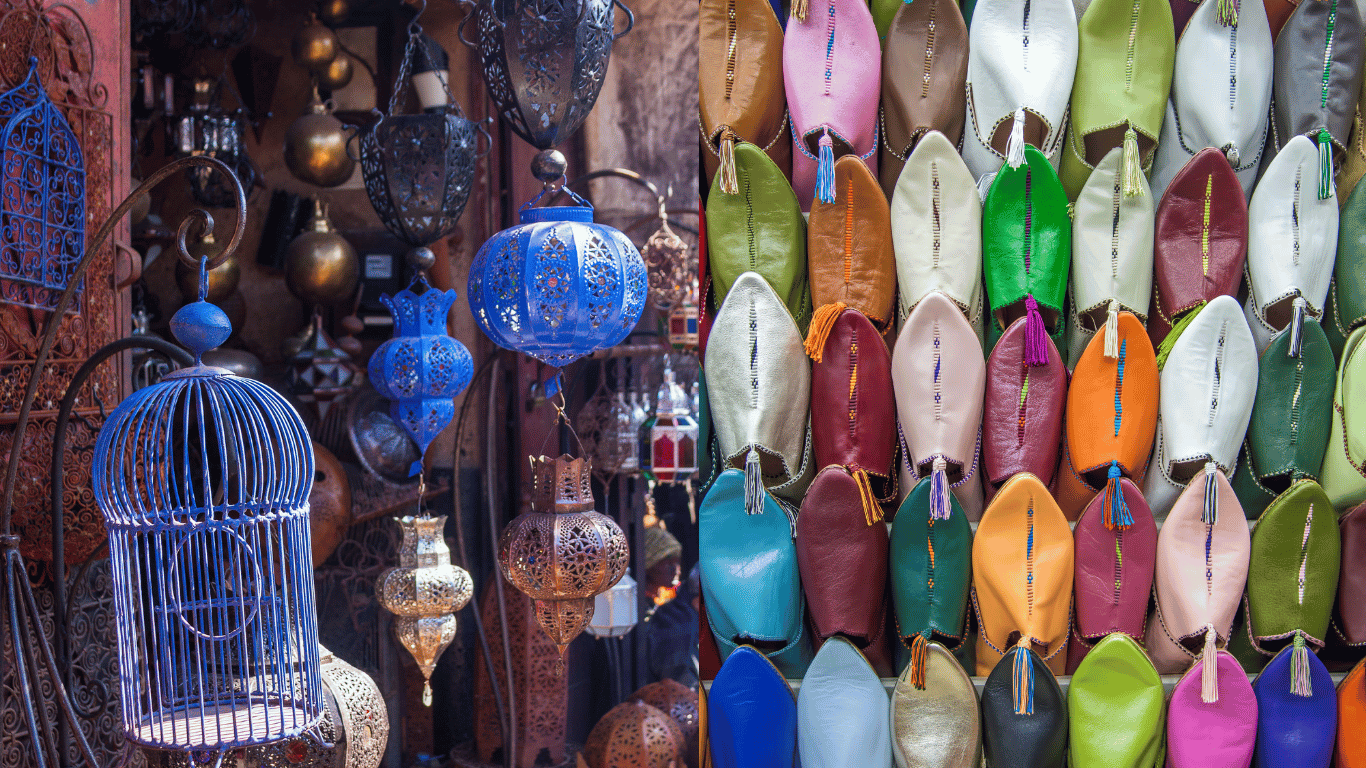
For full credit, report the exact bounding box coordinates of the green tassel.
[1156,302,1205,370]
[1216,0,1238,25]
[1319,129,1336,200]
[1121,128,1145,198]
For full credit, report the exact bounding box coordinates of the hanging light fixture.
[285,91,356,188]
[650,363,698,484]
[586,573,639,639]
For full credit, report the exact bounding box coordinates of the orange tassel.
[804,301,847,361]
[852,467,883,525]
[909,633,928,690]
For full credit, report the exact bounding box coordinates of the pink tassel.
[1024,294,1049,366]
[1201,625,1219,704]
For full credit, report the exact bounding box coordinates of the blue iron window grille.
[0,58,85,312]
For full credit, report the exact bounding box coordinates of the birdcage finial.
[168,252,233,365]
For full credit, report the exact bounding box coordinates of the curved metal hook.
[457,6,480,47]
[408,0,429,34]
[474,122,494,158]
[612,0,634,39]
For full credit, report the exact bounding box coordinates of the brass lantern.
[285,95,356,187]
[377,515,474,705]
[498,454,630,658]
[583,700,686,768]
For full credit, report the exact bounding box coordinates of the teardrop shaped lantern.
[92,257,325,755]
[468,181,648,367]
[368,248,474,476]
[360,17,486,247]
[498,453,630,657]
[463,0,634,149]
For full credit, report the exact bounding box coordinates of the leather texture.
[1232,440,1278,521]
[1248,318,1336,488]
[892,291,987,519]
[783,0,881,210]
[1061,312,1159,519]
[891,476,973,648]
[962,0,1078,178]
[1066,633,1166,768]
[1335,180,1366,341]
[1339,503,1366,645]
[1151,0,1274,199]
[1145,468,1250,673]
[699,204,712,361]
[1268,0,1364,166]
[705,143,811,330]
[880,0,969,197]
[1068,147,1156,364]
[1340,71,1366,205]
[980,646,1068,768]
[972,473,1074,677]
[1149,149,1249,349]
[983,145,1072,341]
[891,642,981,768]
[795,636,891,768]
[1245,134,1339,352]
[706,272,813,504]
[699,469,812,678]
[1321,325,1366,510]
[1143,295,1258,518]
[1059,0,1176,200]
[1170,0,1199,32]
[1339,658,1366,767]
[1246,480,1340,651]
[708,645,799,768]
[1165,650,1258,768]
[700,0,792,185]
[700,679,711,768]
[1073,479,1157,644]
[810,308,896,480]
[1251,643,1337,768]
[984,316,1068,488]
[891,131,982,326]
[795,465,890,647]
[806,155,897,329]
[1264,0,1296,37]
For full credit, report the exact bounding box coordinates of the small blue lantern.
[468,184,647,367]
[93,256,325,756]
[369,248,474,476]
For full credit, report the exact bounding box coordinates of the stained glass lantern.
[368,249,474,476]
[498,454,630,658]
[650,366,697,484]
[468,184,648,368]
[586,573,638,638]
[376,515,474,706]
[359,20,484,248]
[92,265,324,755]
[0,58,84,312]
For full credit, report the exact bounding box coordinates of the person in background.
[640,520,698,687]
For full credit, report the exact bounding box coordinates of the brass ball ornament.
[286,200,360,306]
[293,21,340,73]
[285,98,357,188]
[318,0,352,26]
[174,234,240,303]
[318,54,355,91]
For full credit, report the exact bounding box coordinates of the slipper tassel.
[1201,625,1220,703]
[976,171,996,203]
[909,632,929,690]
[1102,461,1132,530]
[1024,294,1049,366]
[816,129,836,204]
[1104,299,1120,359]
[929,456,952,521]
[803,301,846,361]
[1291,631,1313,697]
[744,448,763,516]
[1216,0,1239,25]
[793,0,809,21]
[1006,107,1027,169]
[1121,127,1145,198]
[1155,301,1206,369]
[1318,129,1335,200]
[1012,636,1035,715]
[718,129,739,195]
[852,467,883,525]
[1289,295,1308,358]
[1202,461,1219,524]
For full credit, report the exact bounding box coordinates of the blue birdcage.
[92,276,324,756]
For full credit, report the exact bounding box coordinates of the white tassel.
[929,456,952,520]
[976,171,996,203]
[1289,295,1308,358]
[1103,299,1120,359]
[1201,625,1219,704]
[1202,461,1219,524]
[744,448,763,516]
[1006,108,1027,169]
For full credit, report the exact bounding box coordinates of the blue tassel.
[929,456,951,520]
[1202,462,1219,524]
[816,130,835,204]
[1012,639,1034,715]
[1102,461,1132,530]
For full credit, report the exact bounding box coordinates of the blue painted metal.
[0,58,85,312]
[368,274,474,475]
[91,294,325,755]
[467,187,647,367]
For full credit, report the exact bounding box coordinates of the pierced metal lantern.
[464,0,634,149]
[290,311,360,419]
[0,57,84,312]
[631,680,700,768]
[92,283,324,754]
[650,367,697,484]
[360,20,484,247]
[368,255,474,476]
[172,78,257,208]
[586,573,638,638]
[468,186,648,367]
[582,700,686,768]
[498,454,630,656]
[376,515,474,706]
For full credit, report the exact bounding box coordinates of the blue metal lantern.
[368,266,474,476]
[468,186,647,367]
[92,267,325,756]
